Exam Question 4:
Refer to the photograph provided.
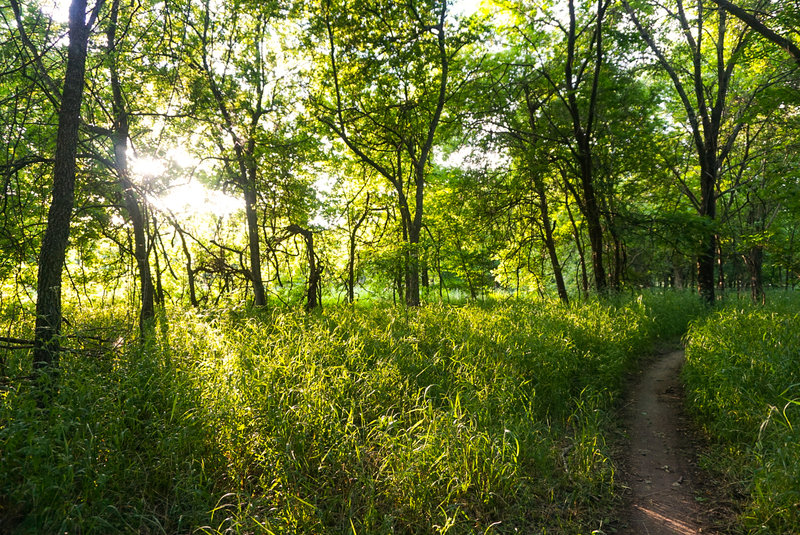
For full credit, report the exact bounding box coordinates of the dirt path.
[617,348,716,534]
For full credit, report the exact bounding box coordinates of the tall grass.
[683,292,800,534]
[1,291,702,534]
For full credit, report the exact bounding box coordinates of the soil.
[615,346,720,534]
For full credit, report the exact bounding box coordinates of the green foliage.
[1,292,700,534]
[683,293,800,533]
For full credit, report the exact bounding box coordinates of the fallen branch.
[0,336,35,350]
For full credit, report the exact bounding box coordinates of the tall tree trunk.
[787,227,795,290]
[322,2,447,309]
[535,206,568,304]
[603,196,623,291]
[744,203,765,303]
[716,239,725,293]
[579,153,607,293]
[622,3,749,305]
[107,0,154,333]
[113,137,155,330]
[152,235,165,306]
[672,253,684,289]
[33,0,95,373]
[182,238,199,306]
[563,0,608,294]
[200,4,266,308]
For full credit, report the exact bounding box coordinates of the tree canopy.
[1,0,799,335]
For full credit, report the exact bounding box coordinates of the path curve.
[618,349,715,534]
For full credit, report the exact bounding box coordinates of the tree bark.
[563,0,608,294]
[107,0,154,332]
[33,0,95,372]
[321,2,448,307]
[697,153,718,304]
[287,224,321,311]
[745,245,764,304]
[621,1,751,305]
[565,191,589,297]
[536,198,568,304]
[243,175,266,307]
[347,195,369,303]
[200,3,266,307]
[523,86,568,304]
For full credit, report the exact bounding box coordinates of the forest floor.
[614,344,733,534]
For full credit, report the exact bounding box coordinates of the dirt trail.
[617,348,716,534]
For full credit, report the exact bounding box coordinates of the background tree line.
[1,0,799,370]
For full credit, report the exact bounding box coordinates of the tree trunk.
[347,195,369,304]
[347,238,356,303]
[523,86,568,304]
[33,0,93,373]
[564,0,608,294]
[107,0,154,333]
[152,235,165,306]
[113,136,155,330]
[716,239,725,293]
[579,153,607,293]
[745,245,764,304]
[697,158,717,304]
[672,253,684,289]
[199,7,265,308]
[535,204,568,304]
[287,225,321,311]
[744,203,765,304]
[406,221,421,306]
[621,1,748,306]
[243,175,266,307]
[565,194,589,297]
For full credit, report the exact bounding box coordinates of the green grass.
[1,291,703,534]
[683,292,800,534]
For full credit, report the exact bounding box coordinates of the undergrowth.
[683,292,800,535]
[0,291,702,534]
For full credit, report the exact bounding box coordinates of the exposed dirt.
[615,347,719,534]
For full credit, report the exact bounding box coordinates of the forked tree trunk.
[564,0,608,295]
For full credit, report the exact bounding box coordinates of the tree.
[710,0,800,66]
[104,0,155,331]
[314,0,466,306]
[622,0,768,303]
[495,0,612,294]
[31,0,104,373]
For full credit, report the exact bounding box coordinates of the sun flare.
[129,149,242,219]
[151,181,243,218]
